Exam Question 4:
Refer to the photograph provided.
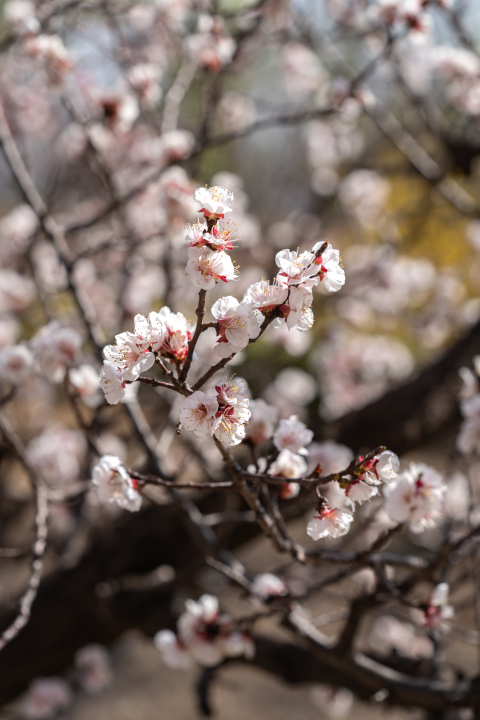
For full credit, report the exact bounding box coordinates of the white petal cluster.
[186,246,238,290]
[243,279,288,313]
[179,390,219,437]
[276,242,345,293]
[343,449,399,508]
[245,399,279,443]
[31,321,81,383]
[99,360,125,405]
[194,185,234,219]
[384,462,445,533]
[307,506,354,540]
[179,378,250,446]
[251,573,289,600]
[92,455,142,512]
[75,644,112,694]
[0,344,34,384]
[68,364,102,408]
[269,448,307,480]
[21,678,73,720]
[211,295,260,358]
[155,594,254,669]
[104,330,155,382]
[273,415,313,455]
[99,307,192,405]
[27,426,86,487]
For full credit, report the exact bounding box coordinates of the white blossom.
[185,220,208,247]
[311,242,346,292]
[307,505,354,540]
[175,594,254,667]
[243,279,288,316]
[0,344,33,384]
[194,185,234,219]
[92,455,142,512]
[252,573,289,599]
[21,678,73,720]
[99,360,125,405]
[103,331,155,381]
[179,391,219,437]
[27,426,85,487]
[384,462,445,533]
[285,286,314,331]
[31,322,81,383]
[308,441,354,475]
[344,479,379,507]
[273,415,313,455]
[186,247,238,290]
[214,400,250,446]
[211,296,260,357]
[374,450,400,482]
[75,645,112,694]
[68,365,102,408]
[369,614,433,659]
[275,248,319,288]
[154,629,191,669]
[145,307,192,362]
[245,399,279,443]
[268,448,307,479]
[424,582,454,631]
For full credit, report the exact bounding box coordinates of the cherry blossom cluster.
[154,594,254,669]
[307,450,399,540]
[100,308,193,405]
[91,455,142,513]
[179,377,250,446]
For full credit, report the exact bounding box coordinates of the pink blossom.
[92,455,142,512]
